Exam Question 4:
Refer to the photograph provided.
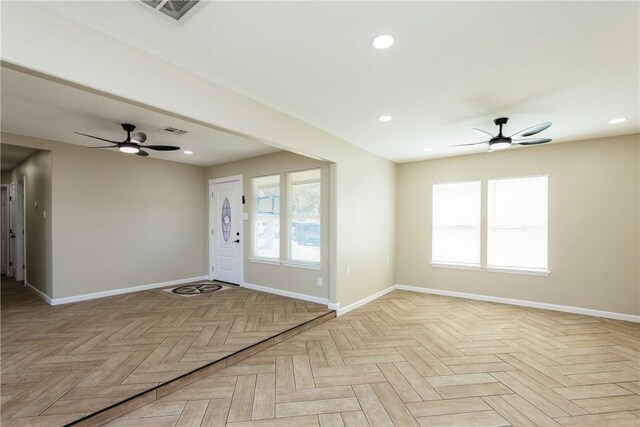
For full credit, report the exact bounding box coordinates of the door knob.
[233,239,240,243]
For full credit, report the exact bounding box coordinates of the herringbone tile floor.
[105,290,640,427]
[0,278,331,426]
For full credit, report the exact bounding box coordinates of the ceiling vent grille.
[161,126,188,135]
[140,0,199,21]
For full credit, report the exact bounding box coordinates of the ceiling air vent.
[161,126,188,135]
[140,0,199,21]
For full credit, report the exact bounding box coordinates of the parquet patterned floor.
[0,278,331,426]
[105,290,640,427]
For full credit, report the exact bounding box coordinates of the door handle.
[233,239,240,243]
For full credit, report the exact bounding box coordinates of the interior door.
[1,187,8,275]
[15,180,24,281]
[210,177,243,284]
[8,183,16,277]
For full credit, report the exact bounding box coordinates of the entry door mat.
[164,281,232,297]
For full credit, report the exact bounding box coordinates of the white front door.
[210,176,243,284]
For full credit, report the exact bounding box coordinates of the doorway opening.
[1,185,8,275]
[3,178,25,283]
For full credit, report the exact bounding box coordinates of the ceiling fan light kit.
[75,123,181,157]
[451,117,552,152]
[119,144,140,154]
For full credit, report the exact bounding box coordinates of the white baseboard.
[25,281,53,305]
[241,282,329,306]
[395,284,640,323]
[328,302,341,311]
[50,276,210,305]
[336,285,396,316]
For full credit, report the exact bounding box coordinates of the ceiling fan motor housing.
[121,123,136,133]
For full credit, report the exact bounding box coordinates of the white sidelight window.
[488,175,548,272]
[432,181,481,267]
[252,174,280,259]
[287,169,321,263]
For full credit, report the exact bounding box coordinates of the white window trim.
[486,266,550,276]
[251,174,281,260]
[249,257,281,266]
[432,180,482,266]
[431,262,482,271]
[249,257,323,271]
[286,168,322,264]
[487,175,549,273]
[282,260,322,271]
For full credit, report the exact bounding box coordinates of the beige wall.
[207,151,330,299]
[397,134,640,316]
[1,133,208,299]
[1,170,12,184]
[335,153,397,307]
[2,149,53,296]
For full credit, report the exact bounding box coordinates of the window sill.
[486,266,550,276]
[249,258,322,271]
[282,260,322,271]
[249,257,281,266]
[431,262,481,271]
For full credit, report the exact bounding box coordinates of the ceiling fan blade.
[87,145,119,149]
[509,122,552,138]
[131,132,147,143]
[136,149,149,157]
[144,145,181,151]
[513,138,552,145]
[449,141,489,147]
[74,132,120,144]
[472,128,495,139]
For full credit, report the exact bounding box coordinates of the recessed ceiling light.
[372,35,394,49]
[183,150,193,155]
[378,115,392,122]
[423,148,433,152]
[609,117,626,124]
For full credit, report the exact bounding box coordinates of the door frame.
[20,176,27,285]
[208,175,244,285]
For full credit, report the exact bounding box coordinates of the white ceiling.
[36,1,639,163]
[0,68,279,166]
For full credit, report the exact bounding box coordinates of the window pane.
[432,181,481,265]
[252,175,280,259]
[488,176,548,270]
[288,169,321,263]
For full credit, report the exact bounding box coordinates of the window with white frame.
[432,181,481,266]
[252,174,280,259]
[488,175,548,272]
[287,169,321,263]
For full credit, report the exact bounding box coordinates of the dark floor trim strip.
[66,310,336,426]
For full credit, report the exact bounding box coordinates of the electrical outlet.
[317,277,322,287]
[346,265,351,275]
[386,257,390,264]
